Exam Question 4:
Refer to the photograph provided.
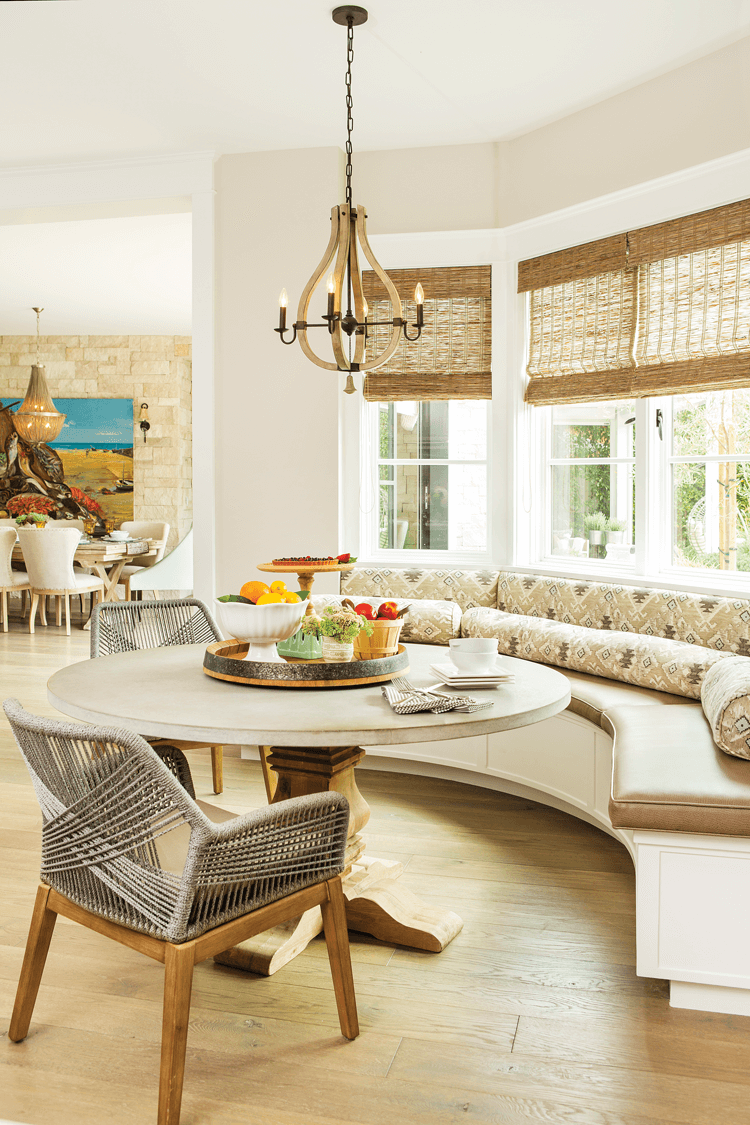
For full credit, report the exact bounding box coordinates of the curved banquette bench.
[314,567,750,1017]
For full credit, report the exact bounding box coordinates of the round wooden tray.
[203,640,409,689]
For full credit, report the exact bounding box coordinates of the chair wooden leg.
[64,594,71,636]
[29,593,38,634]
[320,876,359,1040]
[39,596,47,628]
[209,746,224,794]
[158,942,194,1125]
[54,596,61,627]
[259,745,277,802]
[1,589,7,633]
[9,885,58,1043]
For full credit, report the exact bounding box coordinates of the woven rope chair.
[90,597,227,794]
[4,699,357,1125]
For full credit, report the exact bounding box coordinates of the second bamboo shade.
[521,198,750,406]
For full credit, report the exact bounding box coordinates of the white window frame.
[359,398,493,565]
[506,149,750,600]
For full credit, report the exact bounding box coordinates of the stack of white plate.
[429,660,515,689]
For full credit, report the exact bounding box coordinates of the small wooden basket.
[354,618,404,661]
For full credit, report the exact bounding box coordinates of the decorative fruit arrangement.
[218,579,301,605]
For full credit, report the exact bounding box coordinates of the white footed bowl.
[214,599,306,663]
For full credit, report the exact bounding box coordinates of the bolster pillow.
[461,607,731,699]
[701,656,750,759]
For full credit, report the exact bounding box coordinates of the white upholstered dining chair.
[117,520,170,600]
[0,527,30,632]
[17,527,104,635]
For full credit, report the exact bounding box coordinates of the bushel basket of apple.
[348,598,409,660]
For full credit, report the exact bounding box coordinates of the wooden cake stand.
[257,560,354,593]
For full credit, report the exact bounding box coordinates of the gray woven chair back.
[90,597,220,659]
[4,699,349,944]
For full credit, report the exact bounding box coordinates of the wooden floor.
[2,601,750,1124]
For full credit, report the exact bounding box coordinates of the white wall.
[213,148,344,596]
[355,142,499,235]
[356,35,750,234]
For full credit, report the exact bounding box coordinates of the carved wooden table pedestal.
[214,742,463,976]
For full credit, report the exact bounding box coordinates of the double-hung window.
[520,198,750,583]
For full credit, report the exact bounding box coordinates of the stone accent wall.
[0,335,192,548]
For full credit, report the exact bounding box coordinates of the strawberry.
[337,553,357,563]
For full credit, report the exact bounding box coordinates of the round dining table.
[48,642,571,975]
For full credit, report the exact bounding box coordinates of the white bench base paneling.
[635,830,750,1011]
[243,724,750,1016]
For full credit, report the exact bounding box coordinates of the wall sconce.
[138,403,151,443]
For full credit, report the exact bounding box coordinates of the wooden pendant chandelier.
[275,5,424,392]
[13,308,66,445]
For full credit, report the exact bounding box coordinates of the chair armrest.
[181,792,350,928]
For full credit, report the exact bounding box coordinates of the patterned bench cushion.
[341,568,500,613]
[496,571,750,655]
[311,595,461,646]
[461,607,732,698]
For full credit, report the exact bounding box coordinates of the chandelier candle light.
[13,308,66,445]
[274,5,424,393]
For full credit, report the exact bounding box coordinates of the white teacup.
[448,637,498,674]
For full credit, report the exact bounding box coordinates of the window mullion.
[634,398,654,575]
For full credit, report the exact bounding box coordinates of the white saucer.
[430,661,515,687]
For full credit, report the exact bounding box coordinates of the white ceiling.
[0,213,192,335]
[1,0,748,337]
[1,0,749,166]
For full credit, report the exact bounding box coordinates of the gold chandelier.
[13,307,66,445]
[275,5,424,392]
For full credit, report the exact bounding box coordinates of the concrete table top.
[47,642,571,747]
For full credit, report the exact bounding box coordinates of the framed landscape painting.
[50,399,134,525]
[0,395,134,526]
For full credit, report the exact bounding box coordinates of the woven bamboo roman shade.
[519,198,750,406]
[362,265,491,401]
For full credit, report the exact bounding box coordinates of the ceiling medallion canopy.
[275,5,424,393]
[13,308,67,445]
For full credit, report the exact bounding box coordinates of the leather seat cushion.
[560,668,698,727]
[608,704,750,836]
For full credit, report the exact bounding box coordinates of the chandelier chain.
[345,16,354,207]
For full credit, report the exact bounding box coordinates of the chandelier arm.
[330,205,353,370]
[348,213,367,365]
[296,206,343,372]
[354,204,404,373]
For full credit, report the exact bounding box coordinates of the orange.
[256,592,284,604]
[240,580,269,603]
[283,592,301,603]
[269,580,288,594]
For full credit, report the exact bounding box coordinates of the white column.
[213,148,344,596]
